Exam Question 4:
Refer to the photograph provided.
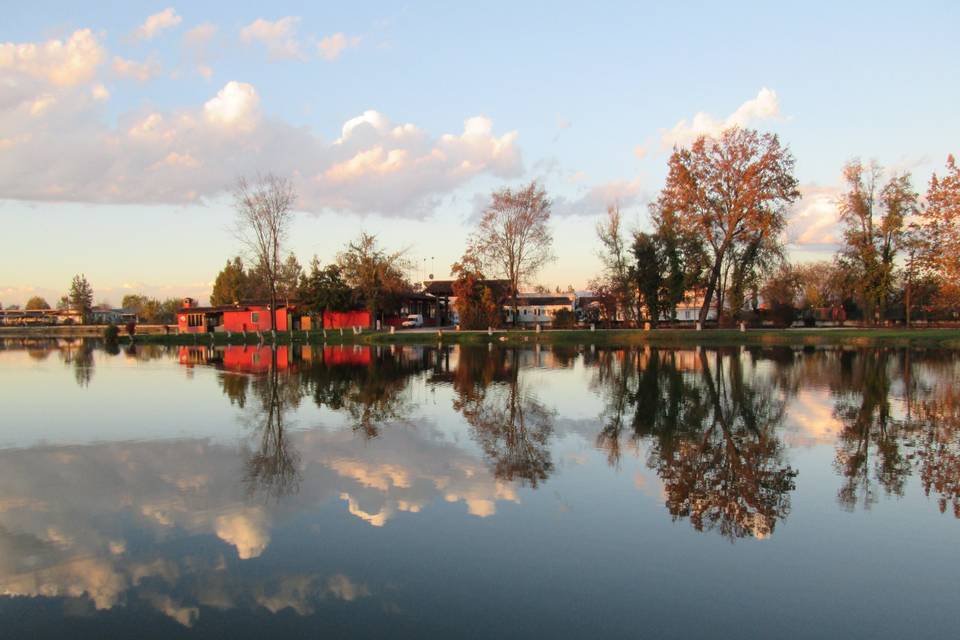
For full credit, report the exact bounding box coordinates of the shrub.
[103,324,119,341]
[552,308,577,329]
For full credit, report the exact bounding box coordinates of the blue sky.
[1,1,958,305]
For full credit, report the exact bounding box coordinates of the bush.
[103,324,119,341]
[552,308,577,329]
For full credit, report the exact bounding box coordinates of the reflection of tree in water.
[594,347,797,540]
[58,341,95,388]
[243,351,301,500]
[831,349,960,517]
[452,347,555,488]
[299,348,422,439]
[831,350,909,510]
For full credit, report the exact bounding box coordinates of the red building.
[177,298,303,334]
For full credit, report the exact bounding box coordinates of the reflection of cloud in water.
[215,508,270,559]
[786,389,844,446]
[0,417,523,622]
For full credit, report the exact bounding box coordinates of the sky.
[1,1,958,306]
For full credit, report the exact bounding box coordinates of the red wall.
[223,307,287,332]
[323,345,372,366]
[323,310,371,329]
[223,345,289,372]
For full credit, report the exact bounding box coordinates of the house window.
[188,313,203,327]
[251,312,259,323]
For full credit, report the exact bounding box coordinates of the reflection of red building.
[178,346,290,372]
[323,345,372,366]
[177,298,303,334]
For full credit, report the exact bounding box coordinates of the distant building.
[504,294,575,326]
[422,279,512,326]
[89,307,138,325]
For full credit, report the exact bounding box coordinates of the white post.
[339,328,343,336]
[739,321,746,333]
[591,323,596,332]
[390,325,395,335]
[644,322,650,331]
[695,321,702,331]
[536,323,541,334]
[376,319,381,331]
[488,327,493,336]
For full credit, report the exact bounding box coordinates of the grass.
[71,326,960,349]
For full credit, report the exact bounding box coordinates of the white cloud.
[786,184,843,247]
[240,17,304,60]
[660,87,781,148]
[0,77,523,217]
[112,55,162,82]
[202,80,260,131]
[0,29,105,87]
[318,33,360,61]
[133,8,182,41]
[91,83,110,101]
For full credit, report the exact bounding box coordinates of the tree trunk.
[699,256,724,325]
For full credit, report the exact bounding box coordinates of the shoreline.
[3,326,960,349]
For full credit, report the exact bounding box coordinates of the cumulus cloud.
[786,184,843,247]
[318,33,360,61]
[660,87,781,148]
[133,8,182,41]
[0,72,522,217]
[214,510,270,560]
[0,29,105,86]
[240,17,304,60]
[112,55,162,82]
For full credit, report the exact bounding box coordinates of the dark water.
[0,339,957,639]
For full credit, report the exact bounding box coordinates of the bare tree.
[233,174,297,332]
[469,181,555,326]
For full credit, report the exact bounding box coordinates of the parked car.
[401,314,423,328]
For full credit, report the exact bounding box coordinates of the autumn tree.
[68,274,94,320]
[25,296,50,310]
[210,257,249,306]
[233,173,297,331]
[919,155,960,313]
[337,232,411,327]
[469,181,555,326]
[596,204,637,325]
[837,160,918,324]
[655,127,799,325]
[451,255,501,329]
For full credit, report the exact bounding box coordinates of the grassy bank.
[8,326,959,349]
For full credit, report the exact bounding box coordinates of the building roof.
[512,296,574,306]
[178,300,301,314]
[422,279,512,297]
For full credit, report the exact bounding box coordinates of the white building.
[504,294,575,326]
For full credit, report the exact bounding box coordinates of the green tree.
[210,257,249,306]
[278,252,303,301]
[25,296,50,310]
[337,232,411,326]
[632,232,664,326]
[68,274,94,320]
[300,257,352,318]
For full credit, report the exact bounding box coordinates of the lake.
[0,339,957,638]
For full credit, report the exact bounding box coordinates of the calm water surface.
[0,339,957,638]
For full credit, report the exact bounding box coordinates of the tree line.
[590,128,959,327]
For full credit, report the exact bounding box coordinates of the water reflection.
[1,339,958,636]
[451,348,555,488]
[593,347,796,539]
